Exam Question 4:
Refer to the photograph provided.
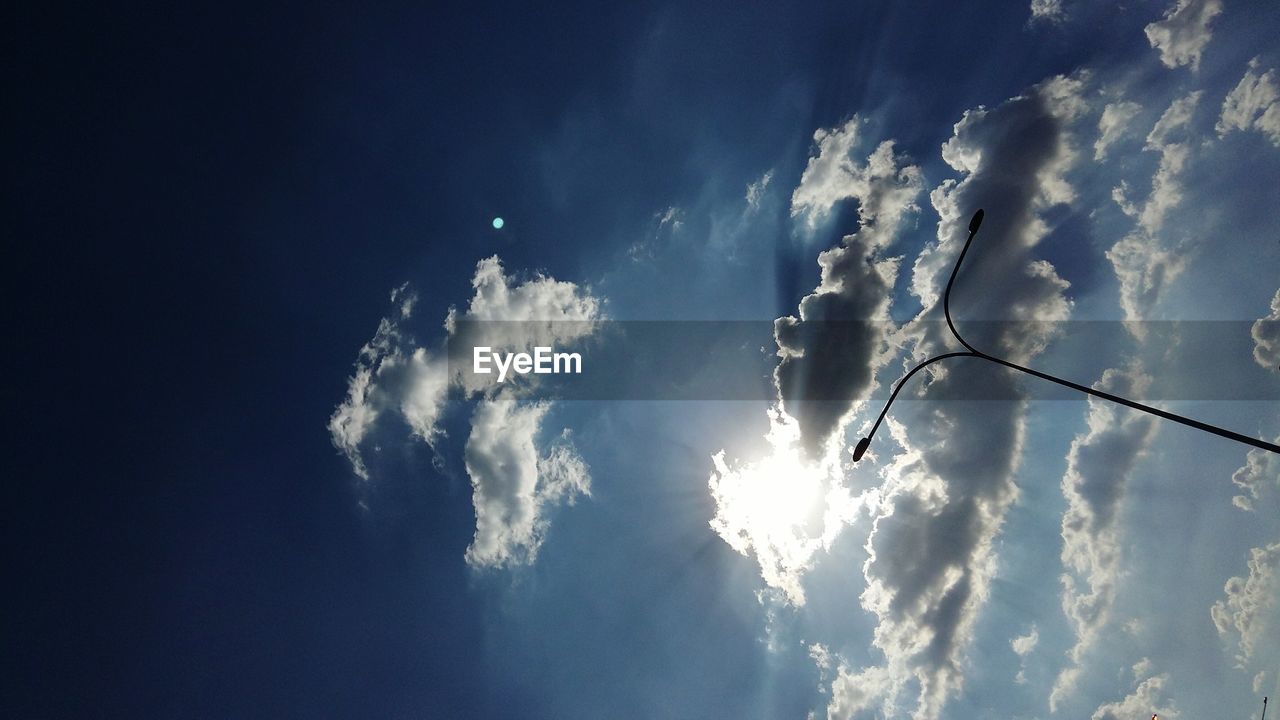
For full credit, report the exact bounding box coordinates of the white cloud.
[1252,289,1280,371]
[330,316,450,481]
[330,256,602,568]
[1217,58,1280,147]
[1095,101,1142,161]
[390,282,417,318]
[836,75,1083,720]
[1030,0,1065,23]
[1107,91,1203,325]
[1091,671,1180,720]
[1052,367,1158,710]
[1141,91,1201,235]
[1211,542,1280,668]
[1011,625,1040,657]
[790,117,923,232]
[1231,439,1280,512]
[827,664,897,720]
[464,395,591,567]
[1143,0,1222,72]
[746,170,774,211]
[1012,625,1039,685]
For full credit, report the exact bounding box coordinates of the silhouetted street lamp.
[851,209,1280,463]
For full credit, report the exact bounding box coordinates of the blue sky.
[7,1,1280,718]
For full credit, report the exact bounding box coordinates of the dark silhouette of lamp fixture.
[851,209,1280,463]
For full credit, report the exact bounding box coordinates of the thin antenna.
[1261,695,1267,720]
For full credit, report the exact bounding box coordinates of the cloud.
[464,396,591,567]
[1143,0,1222,72]
[1011,625,1039,684]
[828,663,897,720]
[708,409,870,605]
[746,170,774,211]
[1217,58,1280,147]
[330,301,447,480]
[779,130,923,456]
[1011,625,1039,656]
[1231,439,1280,512]
[390,282,417,318]
[1211,542,1280,668]
[1091,671,1180,720]
[835,74,1083,720]
[330,256,601,568]
[1051,367,1158,711]
[790,117,923,233]
[1095,101,1143,161]
[707,119,924,604]
[1253,289,1280,370]
[628,206,686,262]
[1030,0,1065,23]
[1107,91,1203,326]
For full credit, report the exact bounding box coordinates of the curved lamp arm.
[852,209,1280,463]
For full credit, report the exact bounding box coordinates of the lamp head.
[968,208,984,235]
[852,437,871,462]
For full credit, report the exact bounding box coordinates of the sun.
[708,408,868,604]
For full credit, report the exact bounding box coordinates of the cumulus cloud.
[1231,439,1280,512]
[1091,671,1180,720]
[1252,289,1280,372]
[1143,0,1222,72]
[1107,91,1203,325]
[830,75,1083,720]
[464,397,591,567]
[708,120,923,603]
[330,256,601,567]
[1211,542,1280,668]
[1095,101,1142,161]
[1051,367,1158,711]
[828,663,897,719]
[776,135,923,457]
[1217,58,1280,147]
[790,117,923,233]
[1054,94,1203,703]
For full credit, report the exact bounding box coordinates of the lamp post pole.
[852,209,1280,462]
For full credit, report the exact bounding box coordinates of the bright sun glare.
[708,408,871,605]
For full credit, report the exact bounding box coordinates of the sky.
[6,0,1280,718]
